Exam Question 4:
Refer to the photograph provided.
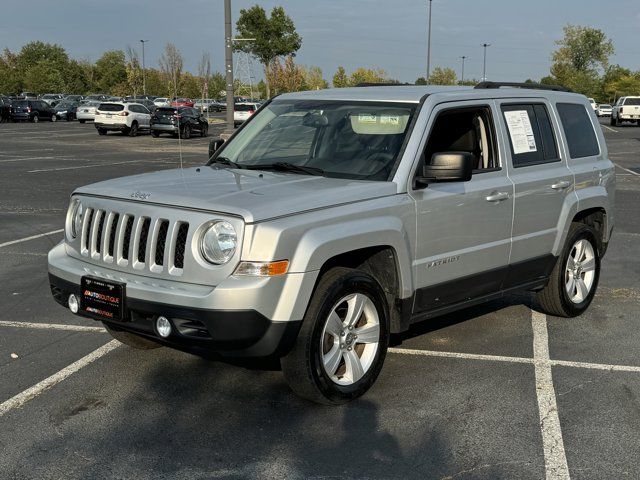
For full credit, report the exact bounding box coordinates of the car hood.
[74,166,397,223]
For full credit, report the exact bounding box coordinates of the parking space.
[0,118,639,479]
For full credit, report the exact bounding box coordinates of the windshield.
[216,100,416,181]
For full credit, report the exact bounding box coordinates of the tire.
[97,128,107,136]
[79,119,86,124]
[535,223,601,317]
[200,123,208,137]
[128,122,138,137]
[32,114,39,123]
[151,130,160,138]
[51,114,57,122]
[281,267,389,405]
[103,323,162,350]
[182,124,191,139]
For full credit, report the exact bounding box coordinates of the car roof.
[276,85,586,103]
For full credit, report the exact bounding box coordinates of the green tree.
[235,5,302,97]
[16,41,68,74]
[0,49,22,93]
[94,50,126,94]
[302,66,328,90]
[159,43,183,97]
[209,72,226,99]
[180,72,201,98]
[23,59,66,92]
[415,76,428,85]
[349,67,388,85]
[63,59,90,94]
[333,66,349,88]
[267,55,306,94]
[428,67,457,85]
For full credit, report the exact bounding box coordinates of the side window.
[501,103,559,167]
[422,106,498,172]
[556,103,599,159]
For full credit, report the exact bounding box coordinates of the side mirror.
[208,138,225,160]
[415,152,474,187]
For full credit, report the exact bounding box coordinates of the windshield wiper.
[248,162,325,176]
[209,156,245,169]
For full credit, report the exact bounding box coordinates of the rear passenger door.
[497,100,573,285]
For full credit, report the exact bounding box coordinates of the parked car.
[154,97,170,108]
[76,101,101,123]
[596,104,612,117]
[54,101,79,121]
[65,95,84,102]
[11,99,57,122]
[41,94,64,107]
[611,96,640,126]
[587,97,597,111]
[233,102,259,126]
[85,94,109,102]
[125,98,156,113]
[19,92,38,99]
[94,102,150,136]
[150,106,209,138]
[171,97,195,107]
[0,95,12,123]
[47,82,615,404]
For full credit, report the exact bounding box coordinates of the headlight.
[67,199,83,239]
[200,221,237,264]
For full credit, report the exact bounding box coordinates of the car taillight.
[26,106,32,113]
[118,111,129,116]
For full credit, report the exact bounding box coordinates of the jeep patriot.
[48,82,615,404]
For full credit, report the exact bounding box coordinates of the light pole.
[460,56,467,83]
[140,40,148,95]
[482,43,491,81]
[224,0,234,135]
[426,0,433,83]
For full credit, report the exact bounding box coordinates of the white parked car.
[587,97,597,111]
[94,102,151,136]
[76,101,101,123]
[233,102,259,127]
[596,104,612,117]
[154,97,170,108]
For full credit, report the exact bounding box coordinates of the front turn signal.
[234,260,289,277]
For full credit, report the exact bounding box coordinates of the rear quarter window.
[556,103,599,158]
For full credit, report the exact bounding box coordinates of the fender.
[287,216,414,298]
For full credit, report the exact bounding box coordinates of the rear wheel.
[151,130,160,138]
[183,124,191,139]
[97,128,107,135]
[78,119,86,124]
[103,323,162,350]
[51,114,57,122]
[32,114,39,123]
[535,223,600,317]
[128,122,138,137]
[200,123,208,137]
[281,267,389,405]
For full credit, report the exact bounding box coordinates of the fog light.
[156,316,172,338]
[68,294,79,314]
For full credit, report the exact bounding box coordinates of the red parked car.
[170,97,195,107]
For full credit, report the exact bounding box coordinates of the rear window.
[98,103,124,112]
[623,98,640,106]
[556,103,599,158]
[156,107,177,115]
[14,100,28,107]
[235,104,256,111]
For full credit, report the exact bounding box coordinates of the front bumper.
[48,242,316,358]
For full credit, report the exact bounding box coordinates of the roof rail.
[355,82,413,87]
[474,81,572,93]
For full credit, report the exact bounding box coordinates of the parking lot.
[0,117,638,479]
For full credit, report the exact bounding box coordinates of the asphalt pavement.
[0,117,638,479]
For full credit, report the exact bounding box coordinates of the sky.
[0,0,638,84]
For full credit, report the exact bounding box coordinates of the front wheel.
[182,124,191,139]
[535,223,600,317]
[128,122,138,137]
[151,130,160,138]
[32,114,39,123]
[78,119,86,124]
[200,123,208,137]
[51,114,57,122]
[103,323,162,350]
[97,128,107,135]
[281,267,389,405]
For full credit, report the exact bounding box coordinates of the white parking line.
[602,124,618,133]
[0,340,119,417]
[0,321,106,333]
[388,348,533,365]
[0,229,63,248]
[615,164,640,177]
[532,311,570,479]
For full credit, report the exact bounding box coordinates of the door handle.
[551,181,571,190]
[485,192,509,202]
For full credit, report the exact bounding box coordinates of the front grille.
[80,209,189,276]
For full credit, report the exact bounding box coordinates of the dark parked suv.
[150,106,209,138]
[0,96,12,123]
[11,100,57,122]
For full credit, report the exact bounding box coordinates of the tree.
[125,46,142,96]
[94,50,126,94]
[333,66,349,88]
[180,72,201,99]
[349,67,388,85]
[415,77,428,85]
[268,55,305,94]
[209,72,226,99]
[428,67,457,85]
[302,66,328,90]
[159,43,183,97]
[0,49,22,93]
[235,5,302,97]
[602,65,640,101]
[197,52,212,100]
[16,41,68,74]
[23,60,66,92]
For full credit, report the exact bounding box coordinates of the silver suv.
[48,82,615,404]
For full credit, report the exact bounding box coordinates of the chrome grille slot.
[107,213,120,258]
[136,217,151,265]
[81,208,94,255]
[173,223,189,269]
[155,220,169,266]
[95,211,106,254]
[121,215,134,261]
[90,210,104,259]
